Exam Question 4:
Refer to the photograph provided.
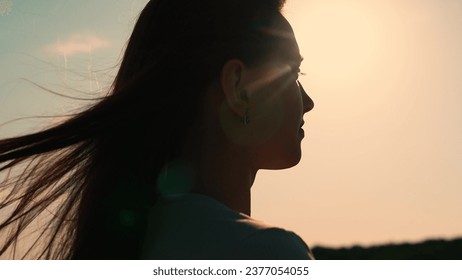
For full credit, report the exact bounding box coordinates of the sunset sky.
[1,0,461,248]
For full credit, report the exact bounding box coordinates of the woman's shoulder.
[227,227,315,260]
[143,193,314,259]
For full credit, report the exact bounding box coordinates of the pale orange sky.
[252,0,462,247]
[1,0,461,248]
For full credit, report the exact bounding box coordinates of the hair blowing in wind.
[0,0,315,260]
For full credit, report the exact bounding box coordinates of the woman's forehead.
[269,37,302,65]
[263,16,301,64]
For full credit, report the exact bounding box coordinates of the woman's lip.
[299,121,306,138]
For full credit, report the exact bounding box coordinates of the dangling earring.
[242,109,250,125]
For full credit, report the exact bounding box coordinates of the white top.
[141,193,314,259]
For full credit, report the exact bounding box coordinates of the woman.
[0,0,314,259]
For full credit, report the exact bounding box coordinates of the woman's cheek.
[251,88,286,140]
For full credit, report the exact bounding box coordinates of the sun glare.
[297,1,392,87]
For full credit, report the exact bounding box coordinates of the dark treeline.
[312,237,462,260]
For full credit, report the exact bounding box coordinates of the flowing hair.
[0,0,287,259]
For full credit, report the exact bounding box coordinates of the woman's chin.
[259,149,302,170]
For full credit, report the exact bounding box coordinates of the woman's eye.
[294,68,306,77]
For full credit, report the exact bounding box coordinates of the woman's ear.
[220,59,249,118]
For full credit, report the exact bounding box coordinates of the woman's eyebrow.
[289,55,303,67]
[277,53,303,69]
[289,55,303,65]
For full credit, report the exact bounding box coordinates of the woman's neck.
[192,146,255,215]
[180,124,256,216]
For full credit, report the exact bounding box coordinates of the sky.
[0,0,461,248]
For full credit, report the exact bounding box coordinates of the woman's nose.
[298,82,314,113]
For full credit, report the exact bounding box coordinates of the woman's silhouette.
[0,0,314,259]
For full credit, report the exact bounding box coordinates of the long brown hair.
[0,0,287,259]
